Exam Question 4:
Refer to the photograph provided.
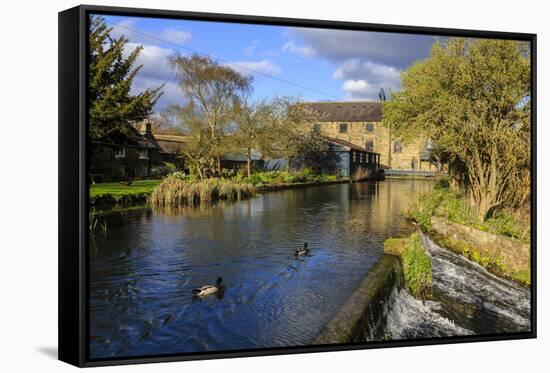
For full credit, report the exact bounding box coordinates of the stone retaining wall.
[313,255,403,344]
[430,216,530,276]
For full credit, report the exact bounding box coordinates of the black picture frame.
[58,4,537,367]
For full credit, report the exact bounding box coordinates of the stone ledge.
[430,216,530,282]
[313,255,403,344]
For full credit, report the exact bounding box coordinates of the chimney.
[145,120,153,139]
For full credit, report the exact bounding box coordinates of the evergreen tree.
[89,16,163,140]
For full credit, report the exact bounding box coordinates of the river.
[89,180,432,358]
[381,233,531,340]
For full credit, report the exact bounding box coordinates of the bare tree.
[168,54,252,176]
[230,98,279,178]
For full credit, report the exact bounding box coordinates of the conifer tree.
[89,16,163,140]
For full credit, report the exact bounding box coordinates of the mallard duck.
[192,277,223,297]
[295,242,309,256]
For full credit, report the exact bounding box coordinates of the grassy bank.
[407,186,530,243]
[235,168,338,186]
[407,184,530,286]
[384,233,432,300]
[90,169,341,208]
[150,175,255,207]
[90,180,162,206]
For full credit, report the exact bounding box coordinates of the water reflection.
[89,180,433,358]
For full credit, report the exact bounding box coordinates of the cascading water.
[379,233,531,340]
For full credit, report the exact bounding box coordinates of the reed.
[149,175,255,207]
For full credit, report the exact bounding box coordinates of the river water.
[383,234,531,340]
[89,180,431,358]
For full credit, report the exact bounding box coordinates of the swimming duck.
[192,277,223,297]
[295,242,310,256]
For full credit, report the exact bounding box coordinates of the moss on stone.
[383,237,410,257]
[431,232,530,287]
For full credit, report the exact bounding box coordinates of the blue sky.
[102,14,436,112]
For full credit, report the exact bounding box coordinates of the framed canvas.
[59,4,537,367]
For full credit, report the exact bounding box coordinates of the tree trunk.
[216,153,222,177]
[247,148,252,178]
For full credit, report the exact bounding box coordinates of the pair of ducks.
[193,243,310,297]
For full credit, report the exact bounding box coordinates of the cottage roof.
[152,134,191,154]
[305,101,382,122]
[325,136,379,155]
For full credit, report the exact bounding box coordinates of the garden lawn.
[90,180,162,199]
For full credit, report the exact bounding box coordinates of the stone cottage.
[89,122,188,182]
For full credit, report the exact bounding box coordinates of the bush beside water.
[235,168,338,185]
[149,175,255,207]
[407,188,530,243]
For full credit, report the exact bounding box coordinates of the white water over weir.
[372,233,531,340]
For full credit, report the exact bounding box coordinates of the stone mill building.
[306,101,435,171]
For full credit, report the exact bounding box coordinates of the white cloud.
[333,59,401,100]
[160,28,192,44]
[243,40,259,56]
[225,60,281,76]
[333,59,399,82]
[125,43,175,81]
[131,77,183,111]
[280,27,433,100]
[284,28,433,67]
[281,41,316,58]
[108,18,192,48]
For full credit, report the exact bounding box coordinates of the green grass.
[383,233,433,300]
[407,188,530,243]
[402,233,433,300]
[90,179,162,198]
[235,168,338,186]
[90,180,162,207]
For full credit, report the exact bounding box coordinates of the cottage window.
[114,147,125,158]
[339,123,348,133]
[365,122,374,132]
[365,140,374,152]
[393,141,403,153]
[359,153,364,163]
[138,149,149,159]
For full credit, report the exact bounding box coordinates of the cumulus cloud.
[109,18,192,49]
[131,77,183,111]
[225,60,281,76]
[334,59,401,100]
[282,27,433,100]
[121,42,181,110]
[285,28,433,68]
[281,40,316,58]
[159,27,192,44]
[125,42,175,81]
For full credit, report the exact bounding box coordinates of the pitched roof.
[325,136,379,155]
[305,101,382,122]
[152,134,190,154]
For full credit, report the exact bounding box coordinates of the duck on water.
[295,242,310,257]
[192,277,223,297]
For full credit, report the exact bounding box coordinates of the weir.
[313,255,403,344]
[314,232,531,344]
